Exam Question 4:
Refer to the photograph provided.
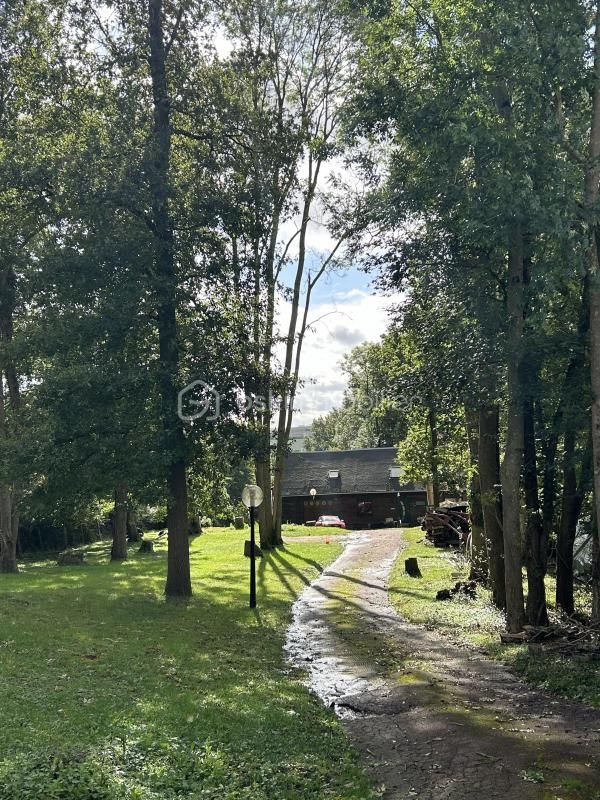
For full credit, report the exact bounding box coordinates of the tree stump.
[244,541,263,558]
[138,539,154,554]
[405,557,422,577]
[57,549,85,566]
[127,511,142,542]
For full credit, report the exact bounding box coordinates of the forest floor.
[0,529,373,800]
[286,528,600,800]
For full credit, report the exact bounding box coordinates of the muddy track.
[285,529,600,800]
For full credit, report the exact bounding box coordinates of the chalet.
[281,447,427,529]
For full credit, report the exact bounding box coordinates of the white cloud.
[275,289,400,425]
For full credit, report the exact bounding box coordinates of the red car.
[315,515,346,529]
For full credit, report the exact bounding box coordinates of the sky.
[273,156,399,426]
[276,263,398,425]
[210,29,398,427]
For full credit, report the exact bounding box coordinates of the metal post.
[249,504,256,608]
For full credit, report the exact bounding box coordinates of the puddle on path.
[284,529,600,800]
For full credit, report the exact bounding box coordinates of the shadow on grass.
[0,533,372,798]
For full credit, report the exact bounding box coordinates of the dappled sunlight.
[0,530,365,799]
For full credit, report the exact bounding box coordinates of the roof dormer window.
[327,469,341,491]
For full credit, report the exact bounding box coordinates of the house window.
[357,501,373,516]
[327,470,341,491]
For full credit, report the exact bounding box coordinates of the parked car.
[315,515,346,529]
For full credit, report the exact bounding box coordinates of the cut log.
[405,557,422,577]
[57,549,85,566]
[500,631,528,644]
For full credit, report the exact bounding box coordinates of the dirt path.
[285,529,600,800]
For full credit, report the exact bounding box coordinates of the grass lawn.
[389,527,600,708]
[282,524,349,537]
[0,529,374,800]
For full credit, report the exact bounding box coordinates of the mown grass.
[389,527,600,708]
[0,529,374,800]
[282,523,349,537]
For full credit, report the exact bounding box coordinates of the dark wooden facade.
[281,448,427,529]
[282,491,427,528]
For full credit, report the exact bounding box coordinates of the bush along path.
[285,529,600,800]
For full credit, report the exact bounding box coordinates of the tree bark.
[111,483,128,561]
[541,278,590,543]
[0,484,18,574]
[479,405,506,609]
[256,446,275,550]
[540,415,560,543]
[465,407,487,581]
[428,406,441,507]
[0,266,20,574]
[148,0,191,597]
[591,275,600,622]
[127,509,141,542]
[523,399,548,626]
[592,504,600,620]
[501,223,526,632]
[584,2,600,623]
[271,151,326,545]
[556,433,592,614]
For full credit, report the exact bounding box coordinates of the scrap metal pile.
[421,502,470,547]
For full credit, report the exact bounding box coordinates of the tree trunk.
[465,407,487,581]
[0,484,17,574]
[523,399,548,626]
[165,460,191,596]
[0,261,20,574]
[148,0,191,597]
[479,405,506,609]
[556,432,592,614]
[256,445,275,550]
[585,2,600,623]
[0,367,18,573]
[111,483,128,561]
[271,156,323,544]
[127,509,141,542]
[540,419,560,544]
[428,406,441,507]
[556,428,577,615]
[591,278,600,621]
[272,454,285,544]
[501,223,526,632]
[592,503,600,621]
[542,278,590,543]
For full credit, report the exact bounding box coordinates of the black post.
[249,504,256,608]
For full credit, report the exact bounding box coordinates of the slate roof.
[282,447,427,497]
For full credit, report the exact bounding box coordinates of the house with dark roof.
[281,447,427,529]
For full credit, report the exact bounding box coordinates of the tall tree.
[146,0,191,596]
